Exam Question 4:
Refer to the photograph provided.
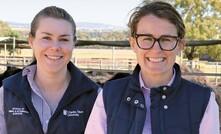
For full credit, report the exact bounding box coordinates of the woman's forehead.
[36,17,74,36]
[136,15,178,36]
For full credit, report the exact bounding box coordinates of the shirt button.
[162,95,166,99]
[140,104,144,108]
[134,100,139,104]
[164,105,168,109]
[127,97,131,101]
[163,87,167,91]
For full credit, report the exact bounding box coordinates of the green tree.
[0,20,23,38]
[173,0,221,60]
[207,45,221,60]
[0,20,24,55]
[144,0,221,60]
[0,20,11,36]
[77,30,90,40]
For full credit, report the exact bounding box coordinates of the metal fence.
[0,56,220,86]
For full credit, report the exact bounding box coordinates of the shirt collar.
[22,64,37,76]
[139,68,176,91]
[22,64,46,99]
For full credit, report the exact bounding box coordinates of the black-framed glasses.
[134,34,181,51]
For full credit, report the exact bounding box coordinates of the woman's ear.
[73,36,77,43]
[28,34,34,49]
[129,36,137,53]
[177,38,186,53]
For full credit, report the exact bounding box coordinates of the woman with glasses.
[85,1,219,134]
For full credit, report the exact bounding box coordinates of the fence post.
[87,60,89,69]
[23,57,25,66]
[215,62,218,86]
[112,47,115,69]
[4,43,6,70]
[190,60,195,69]
[74,57,77,66]
[128,59,132,70]
[13,37,15,63]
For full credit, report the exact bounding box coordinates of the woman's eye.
[42,37,50,40]
[60,38,69,42]
[161,37,172,42]
[144,37,153,41]
[142,36,153,42]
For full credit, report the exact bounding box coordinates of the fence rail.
[0,56,220,86]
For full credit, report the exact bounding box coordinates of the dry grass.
[0,48,136,59]
[73,48,136,59]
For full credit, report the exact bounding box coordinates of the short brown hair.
[128,1,185,38]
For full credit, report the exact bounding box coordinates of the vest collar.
[3,61,99,113]
[124,63,182,109]
[124,64,146,110]
[150,63,182,97]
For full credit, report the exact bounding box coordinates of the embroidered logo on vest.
[8,107,29,115]
[63,109,84,117]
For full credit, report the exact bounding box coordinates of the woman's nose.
[151,40,162,51]
[51,40,60,49]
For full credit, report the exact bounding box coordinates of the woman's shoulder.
[0,86,4,113]
[105,75,132,86]
[182,78,212,92]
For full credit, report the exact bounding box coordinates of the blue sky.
[0,0,142,27]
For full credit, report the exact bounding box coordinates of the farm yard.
[0,0,221,132]
[0,47,221,127]
[0,48,220,86]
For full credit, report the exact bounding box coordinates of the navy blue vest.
[3,62,99,134]
[103,63,211,134]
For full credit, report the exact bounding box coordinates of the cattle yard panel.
[0,56,220,86]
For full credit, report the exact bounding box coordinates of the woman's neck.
[34,68,71,91]
[141,70,173,88]
[34,68,71,113]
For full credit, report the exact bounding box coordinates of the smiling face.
[129,15,185,82]
[28,17,75,74]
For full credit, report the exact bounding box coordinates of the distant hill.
[7,22,30,29]
[76,22,124,30]
[7,21,125,31]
